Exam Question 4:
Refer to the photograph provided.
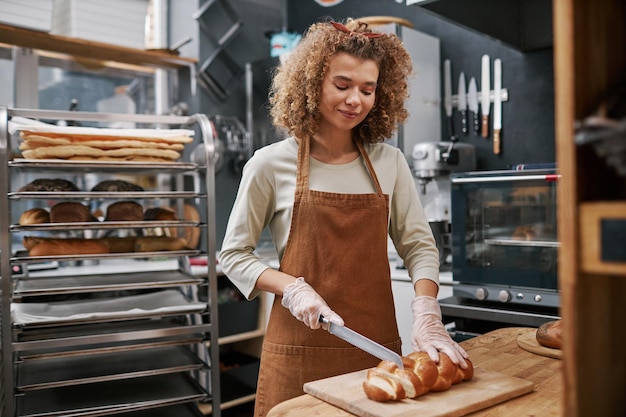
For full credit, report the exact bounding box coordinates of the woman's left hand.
[411,295,469,368]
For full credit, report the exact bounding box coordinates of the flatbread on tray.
[20,134,186,151]
[12,123,194,162]
[21,145,180,161]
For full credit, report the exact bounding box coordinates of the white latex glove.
[281,277,344,330]
[411,295,469,368]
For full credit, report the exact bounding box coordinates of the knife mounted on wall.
[468,77,479,136]
[444,59,457,141]
[493,58,502,154]
[458,72,468,135]
[480,54,490,138]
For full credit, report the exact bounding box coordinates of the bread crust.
[363,352,474,402]
[27,239,109,256]
[105,201,144,222]
[50,202,93,223]
[363,368,406,402]
[19,208,50,225]
[536,319,562,349]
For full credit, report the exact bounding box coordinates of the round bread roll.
[19,208,50,225]
[50,202,93,223]
[183,204,201,249]
[19,178,79,192]
[536,319,562,349]
[144,207,177,221]
[105,201,144,222]
[144,207,178,238]
[91,180,144,192]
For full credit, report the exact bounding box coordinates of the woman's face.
[318,52,379,134]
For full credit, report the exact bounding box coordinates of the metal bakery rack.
[0,106,221,417]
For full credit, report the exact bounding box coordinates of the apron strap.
[296,136,386,199]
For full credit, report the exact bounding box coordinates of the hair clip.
[330,21,384,39]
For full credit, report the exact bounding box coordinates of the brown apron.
[254,137,401,417]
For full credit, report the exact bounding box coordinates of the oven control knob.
[475,288,488,300]
[498,290,512,303]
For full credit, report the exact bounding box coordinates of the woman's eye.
[336,85,348,91]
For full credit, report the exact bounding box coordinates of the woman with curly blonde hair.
[219,17,468,416]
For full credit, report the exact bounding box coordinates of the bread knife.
[468,77,479,135]
[458,72,468,135]
[480,54,491,138]
[320,315,404,369]
[493,58,502,154]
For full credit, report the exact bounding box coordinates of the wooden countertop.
[267,327,562,417]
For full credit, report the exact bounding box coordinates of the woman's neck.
[310,128,359,164]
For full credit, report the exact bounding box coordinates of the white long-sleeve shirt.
[218,137,440,299]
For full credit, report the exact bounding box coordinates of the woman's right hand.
[281,277,344,329]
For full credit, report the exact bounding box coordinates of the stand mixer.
[412,141,476,267]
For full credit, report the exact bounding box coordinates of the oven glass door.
[451,170,559,290]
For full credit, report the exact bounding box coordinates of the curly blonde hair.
[268,18,414,144]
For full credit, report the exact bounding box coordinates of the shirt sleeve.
[387,148,441,287]
[218,149,277,300]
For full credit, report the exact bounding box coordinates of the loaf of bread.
[134,236,188,252]
[19,178,79,192]
[105,201,144,222]
[362,352,474,402]
[536,319,562,349]
[19,208,50,225]
[50,202,94,223]
[26,238,109,256]
[91,180,144,192]
[23,235,187,255]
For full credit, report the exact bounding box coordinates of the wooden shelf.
[0,23,197,70]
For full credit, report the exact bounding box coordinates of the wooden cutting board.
[303,367,534,417]
[517,328,563,359]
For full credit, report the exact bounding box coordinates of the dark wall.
[289,0,555,172]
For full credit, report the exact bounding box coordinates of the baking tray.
[12,249,202,264]
[11,289,206,328]
[15,372,209,417]
[13,317,211,352]
[17,345,206,391]
[9,190,203,200]
[13,269,203,298]
[18,335,204,361]
[11,220,204,232]
[9,158,198,174]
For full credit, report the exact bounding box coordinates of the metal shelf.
[0,107,221,417]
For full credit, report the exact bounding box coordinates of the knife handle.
[473,112,480,135]
[460,110,467,135]
[493,129,501,154]
[481,115,489,138]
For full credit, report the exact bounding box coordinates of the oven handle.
[452,174,561,183]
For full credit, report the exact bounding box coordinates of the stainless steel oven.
[440,168,561,338]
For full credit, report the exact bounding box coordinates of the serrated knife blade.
[320,315,403,369]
